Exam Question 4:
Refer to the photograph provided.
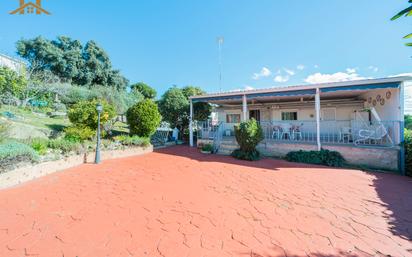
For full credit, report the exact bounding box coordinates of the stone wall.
[258,141,400,171]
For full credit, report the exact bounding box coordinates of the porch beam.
[315,88,321,151]
[189,99,194,147]
[242,94,247,121]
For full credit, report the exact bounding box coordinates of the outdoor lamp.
[95,103,103,164]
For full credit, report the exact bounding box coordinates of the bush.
[404,129,412,176]
[126,99,161,137]
[232,119,264,161]
[64,126,95,142]
[48,138,82,154]
[201,143,213,152]
[0,121,10,143]
[285,149,345,167]
[68,99,116,130]
[114,135,150,147]
[0,141,39,171]
[28,138,48,155]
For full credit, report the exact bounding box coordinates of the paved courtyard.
[0,146,411,257]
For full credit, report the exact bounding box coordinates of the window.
[281,112,298,120]
[226,114,241,123]
[322,108,336,121]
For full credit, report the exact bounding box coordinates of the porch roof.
[190,76,412,103]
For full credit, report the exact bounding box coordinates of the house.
[189,76,412,173]
[9,0,50,15]
[0,53,26,74]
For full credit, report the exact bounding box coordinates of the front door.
[249,110,261,122]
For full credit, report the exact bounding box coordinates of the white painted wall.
[0,54,25,74]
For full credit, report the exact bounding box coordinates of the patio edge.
[0,145,153,190]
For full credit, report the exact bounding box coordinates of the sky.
[0,0,411,96]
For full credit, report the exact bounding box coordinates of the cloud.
[346,68,357,74]
[284,68,295,76]
[230,85,255,92]
[388,73,412,77]
[297,64,305,70]
[274,75,289,83]
[368,66,379,72]
[252,67,271,80]
[304,70,367,84]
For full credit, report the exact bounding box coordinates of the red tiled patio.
[0,146,411,257]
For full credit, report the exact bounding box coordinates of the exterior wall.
[257,142,400,171]
[361,88,400,120]
[0,54,25,74]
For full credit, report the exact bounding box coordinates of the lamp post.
[95,103,103,164]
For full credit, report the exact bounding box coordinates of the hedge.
[285,149,345,167]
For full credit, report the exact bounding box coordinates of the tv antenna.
[217,36,224,92]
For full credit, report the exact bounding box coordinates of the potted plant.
[200,143,213,154]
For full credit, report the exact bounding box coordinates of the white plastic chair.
[280,124,292,140]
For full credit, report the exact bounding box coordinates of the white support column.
[189,99,194,147]
[242,94,248,121]
[315,88,321,151]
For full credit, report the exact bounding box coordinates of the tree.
[182,85,211,121]
[158,85,211,131]
[392,2,412,46]
[16,36,129,89]
[68,99,116,130]
[126,99,161,137]
[0,66,27,99]
[158,87,188,128]
[131,82,157,99]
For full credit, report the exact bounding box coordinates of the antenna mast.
[217,36,224,92]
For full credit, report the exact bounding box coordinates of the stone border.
[0,145,153,190]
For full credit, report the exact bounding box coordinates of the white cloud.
[388,73,412,77]
[346,68,357,74]
[252,67,271,80]
[274,75,289,83]
[304,71,367,84]
[297,64,305,70]
[284,68,295,76]
[368,66,379,72]
[230,85,255,92]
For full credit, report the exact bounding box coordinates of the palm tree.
[392,1,412,46]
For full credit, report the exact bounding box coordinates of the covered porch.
[189,77,408,152]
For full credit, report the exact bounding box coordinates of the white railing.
[260,120,398,147]
[198,120,400,147]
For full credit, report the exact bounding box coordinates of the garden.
[0,36,209,174]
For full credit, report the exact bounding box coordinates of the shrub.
[0,141,39,171]
[126,99,161,137]
[68,99,116,130]
[64,126,95,142]
[114,135,150,147]
[28,138,48,155]
[201,143,213,152]
[405,129,412,176]
[231,119,264,161]
[0,121,10,143]
[48,138,82,154]
[285,149,345,167]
